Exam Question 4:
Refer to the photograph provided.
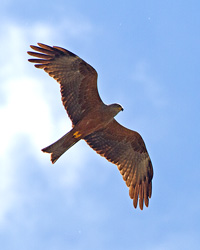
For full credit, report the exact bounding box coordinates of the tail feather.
[42,130,80,163]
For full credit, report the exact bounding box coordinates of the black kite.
[28,43,153,210]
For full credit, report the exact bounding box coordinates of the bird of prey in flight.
[28,43,153,210]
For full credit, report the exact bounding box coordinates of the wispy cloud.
[132,60,167,108]
[0,20,93,225]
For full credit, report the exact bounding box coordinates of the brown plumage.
[28,43,153,210]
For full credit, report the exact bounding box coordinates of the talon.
[73,131,82,138]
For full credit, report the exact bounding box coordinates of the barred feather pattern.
[28,43,102,125]
[84,119,153,210]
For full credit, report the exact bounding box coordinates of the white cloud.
[0,20,93,224]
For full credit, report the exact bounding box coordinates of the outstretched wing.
[28,43,103,125]
[84,119,153,210]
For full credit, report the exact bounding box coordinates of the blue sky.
[0,0,200,249]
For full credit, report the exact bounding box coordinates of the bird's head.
[108,103,124,117]
[115,103,124,112]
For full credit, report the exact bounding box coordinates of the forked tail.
[42,129,80,163]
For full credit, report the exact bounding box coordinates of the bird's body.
[43,103,123,163]
[28,43,153,210]
[73,103,123,138]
